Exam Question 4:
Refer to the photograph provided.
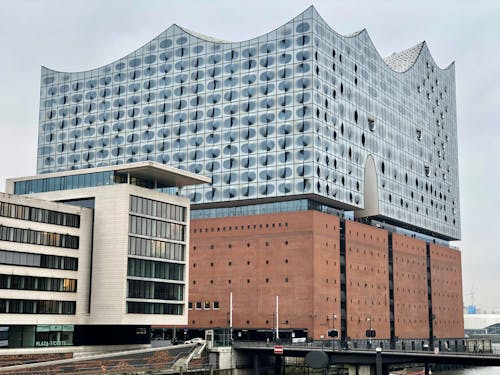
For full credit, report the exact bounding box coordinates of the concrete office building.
[0,193,92,347]
[1,162,209,348]
[27,6,463,344]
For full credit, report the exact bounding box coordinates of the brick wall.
[188,211,463,341]
[392,233,429,339]
[188,212,361,339]
[430,243,464,338]
[344,221,390,339]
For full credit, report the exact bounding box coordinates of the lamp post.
[230,292,233,344]
[276,295,279,341]
[226,312,231,346]
[367,316,372,349]
[328,314,339,342]
[332,314,337,350]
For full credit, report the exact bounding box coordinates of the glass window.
[0,201,80,228]
[126,301,182,315]
[0,249,77,270]
[0,273,79,292]
[0,299,75,314]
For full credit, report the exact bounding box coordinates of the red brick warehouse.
[186,210,463,345]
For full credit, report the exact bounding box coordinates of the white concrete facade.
[0,192,93,325]
[25,183,191,326]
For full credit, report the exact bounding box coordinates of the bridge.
[232,341,500,375]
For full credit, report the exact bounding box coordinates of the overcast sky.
[0,0,499,311]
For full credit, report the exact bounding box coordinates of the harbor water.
[435,369,500,374]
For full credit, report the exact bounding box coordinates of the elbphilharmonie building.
[36,6,460,241]
[0,6,463,346]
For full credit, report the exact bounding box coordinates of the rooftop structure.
[8,161,211,195]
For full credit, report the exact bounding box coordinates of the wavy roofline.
[422,41,455,71]
[42,5,454,75]
[176,25,232,44]
[311,6,453,73]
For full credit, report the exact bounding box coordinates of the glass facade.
[126,301,183,315]
[60,198,96,209]
[0,201,80,228]
[0,299,75,314]
[129,216,185,241]
[36,6,460,239]
[127,279,183,300]
[127,258,184,281]
[0,249,78,270]
[127,195,186,315]
[0,225,79,249]
[130,195,186,221]
[14,172,180,197]
[1,325,75,348]
[14,171,114,194]
[34,325,74,347]
[191,198,351,219]
[129,236,184,261]
[0,274,77,293]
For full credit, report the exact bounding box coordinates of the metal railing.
[0,345,200,374]
[232,338,499,356]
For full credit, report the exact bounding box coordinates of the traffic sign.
[274,345,284,355]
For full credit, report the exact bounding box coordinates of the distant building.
[3,5,464,347]
[464,314,500,342]
[467,305,477,315]
[1,162,209,348]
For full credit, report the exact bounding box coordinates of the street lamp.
[226,312,231,346]
[331,314,337,350]
[367,316,371,349]
[327,314,339,340]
